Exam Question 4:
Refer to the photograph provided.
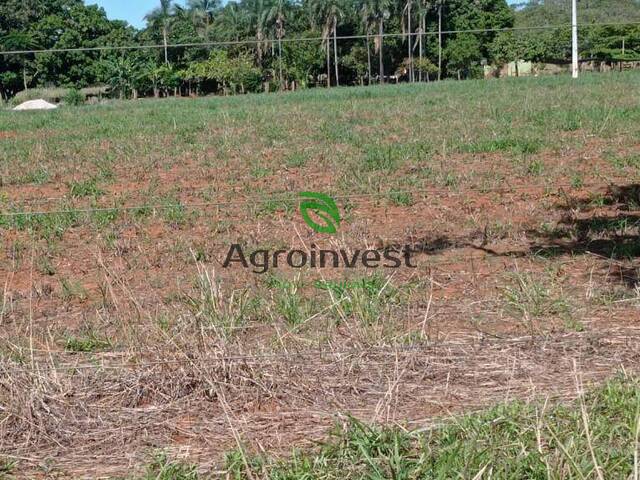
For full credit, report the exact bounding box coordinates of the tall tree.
[360,0,376,85]
[247,0,268,66]
[0,32,40,90]
[215,2,245,42]
[187,0,221,39]
[415,0,430,81]
[365,0,391,83]
[312,0,344,87]
[402,0,414,82]
[263,0,289,89]
[144,0,175,65]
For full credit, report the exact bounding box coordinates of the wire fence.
[0,181,623,218]
[2,21,640,57]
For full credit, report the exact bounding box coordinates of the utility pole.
[438,0,442,81]
[572,0,578,78]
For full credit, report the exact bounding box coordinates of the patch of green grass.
[606,152,640,171]
[0,457,16,479]
[17,167,50,185]
[0,209,81,240]
[137,452,198,480]
[461,137,542,155]
[222,375,640,479]
[68,177,105,198]
[387,190,413,206]
[284,151,307,168]
[317,273,399,326]
[502,271,570,320]
[266,274,311,327]
[363,144,400,171]
[64,331,111,353]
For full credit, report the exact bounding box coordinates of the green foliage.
[63,88,85,106]
[183,50,261,94]
[0,457,16,478]
[139,452,198,480]
[223,376,640,479]
[2,0,638,100]
[68,177,104,198]
[445,33,483,79]
[413,58,438,77]
[64,331,110,353]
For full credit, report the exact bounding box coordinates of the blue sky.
[88,0,520,29]
[88,0,187,29]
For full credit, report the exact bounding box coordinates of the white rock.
[13,99,58,111]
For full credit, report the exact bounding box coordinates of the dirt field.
[1,73,640,477]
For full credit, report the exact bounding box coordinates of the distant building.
[484,59,640,79]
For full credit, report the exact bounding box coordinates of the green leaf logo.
[299,192,341,234]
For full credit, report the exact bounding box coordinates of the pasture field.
[1,72,640,477]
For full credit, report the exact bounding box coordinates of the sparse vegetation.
[2,72,640,477]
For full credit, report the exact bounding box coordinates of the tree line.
[1,0,639,100]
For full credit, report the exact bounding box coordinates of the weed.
[139,452,198,480]
[388,190,413,206]
[35,255,56,276]
[60,278,88,302]
[160,196,188,227]
[363,145,399,171]
[285,151,307,168]
[64,330,111,353]
[0,457,16,478]
[570,173,584,188]
[318,274,398,325]
[68,177,104,198]
[224,376,640,479]
[266,274,310,327]
[184,263,254,339]
[526,159,544,176]
[250,165,271,179]
[252,192,295,217]
[461,137,541,155]
[18,168,50,185]
[502,272,570,320]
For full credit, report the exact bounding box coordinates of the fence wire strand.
[2,21,640,56]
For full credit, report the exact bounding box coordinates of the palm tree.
[359,0,376,85]
[312,0,344,87]
[415,0,430,82]
[366,0,391,84]
[215,2,245,42]
[263,0,288,90]
[144,0,175,65]
[402,0,414,82]
[247,0,268,66]
[187,0,221,39]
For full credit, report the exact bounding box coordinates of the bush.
[63,88,85,106]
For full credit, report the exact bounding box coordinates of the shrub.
[63,88,85,106]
